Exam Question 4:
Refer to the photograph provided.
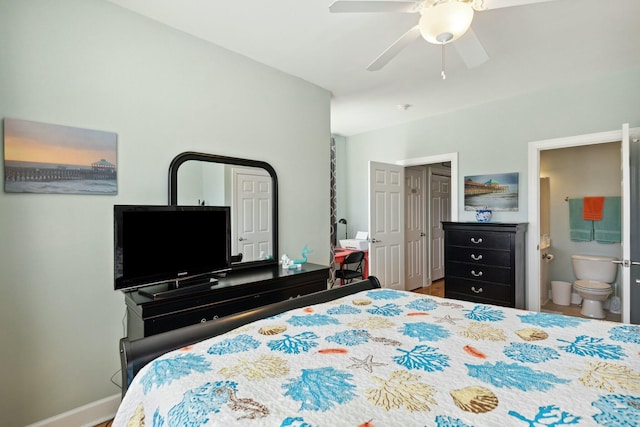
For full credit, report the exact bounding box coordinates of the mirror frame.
[168,151,279,271]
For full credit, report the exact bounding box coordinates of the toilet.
[571,254,618,319]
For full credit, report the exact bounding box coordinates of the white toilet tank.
[571,254,618,283]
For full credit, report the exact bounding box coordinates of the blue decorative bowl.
[475,209,492,223]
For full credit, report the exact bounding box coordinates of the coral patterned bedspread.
[114,289,640,427]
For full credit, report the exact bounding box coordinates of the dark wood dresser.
[443,222,527,308]
[124,263,329,339]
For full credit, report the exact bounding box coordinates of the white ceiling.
[106,0,640,136]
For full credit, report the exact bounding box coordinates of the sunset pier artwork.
[3,118,117,195]
[463,172,519,211]
[464,177,509,195]
[5,159,116,183]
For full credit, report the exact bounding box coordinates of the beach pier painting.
[464,172,519,211]
[3,118,117,195]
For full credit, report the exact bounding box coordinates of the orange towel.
[583,196,605,221]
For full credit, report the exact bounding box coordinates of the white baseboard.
[26,393,120,427]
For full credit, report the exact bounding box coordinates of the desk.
[334,249,369,284]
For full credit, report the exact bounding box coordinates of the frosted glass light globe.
[419,1,474,44]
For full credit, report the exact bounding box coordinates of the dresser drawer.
[445,246,511,266]
[147,281,326,336]
[445,230,511,250]
[445,277,512,306]
[150,299,242,335]
[446,261,511,284]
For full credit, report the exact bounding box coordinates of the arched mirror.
[169,152,278,270]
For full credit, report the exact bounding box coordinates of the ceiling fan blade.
[367,25,421,71]
[453,27,489,69]
[473,0,554,11]
[329,1,419,14]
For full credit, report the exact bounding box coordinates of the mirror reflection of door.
[232,167,272,262]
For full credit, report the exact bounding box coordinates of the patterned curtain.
[329,137,337,287]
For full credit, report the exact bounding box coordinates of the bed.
[114,277,640,426]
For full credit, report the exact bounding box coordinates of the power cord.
[110,369,121,390]
[109,307,128,391]
[121,307,127,337]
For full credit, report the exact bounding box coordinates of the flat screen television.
[114,205,231,298]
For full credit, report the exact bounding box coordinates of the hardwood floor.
[411,279,444,297]
[412,279,621,323]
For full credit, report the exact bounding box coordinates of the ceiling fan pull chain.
[441,43,447,80]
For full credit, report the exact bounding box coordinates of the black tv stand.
[138,278,219,300]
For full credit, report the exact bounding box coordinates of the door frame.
[397,153,459,223]
[527,126,637,323]
[428,166,451,282]
[367,153,459,289]
[398,153,459,287]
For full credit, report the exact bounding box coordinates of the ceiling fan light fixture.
[419,1,474,45]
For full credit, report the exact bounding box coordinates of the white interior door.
[405,167,426,290]
[620,123,636,324]
[629,127,640,324]
[430,170,450,281]
[233,167,272,262]
[369,161,404,290]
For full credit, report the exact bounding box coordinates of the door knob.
[420,232,426,237]
[371,238,382,243]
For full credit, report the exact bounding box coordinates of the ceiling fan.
[329,0,553,77]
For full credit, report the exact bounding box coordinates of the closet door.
[405,167,426,290]
[430,171,450,281]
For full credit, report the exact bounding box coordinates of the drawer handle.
[470,237,483,244]
[471,270,483,277]
[471,286,483,294]
[471,254,483,261]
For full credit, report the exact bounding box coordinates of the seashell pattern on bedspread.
[113,289,640,426]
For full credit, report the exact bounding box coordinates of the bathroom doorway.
[538,143,622,322]
[528,124,640,324]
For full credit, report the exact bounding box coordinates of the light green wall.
[341,69,640,234]
[0,1,330,426]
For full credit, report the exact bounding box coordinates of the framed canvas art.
[464,172,518,211]
[4,118,117,195]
